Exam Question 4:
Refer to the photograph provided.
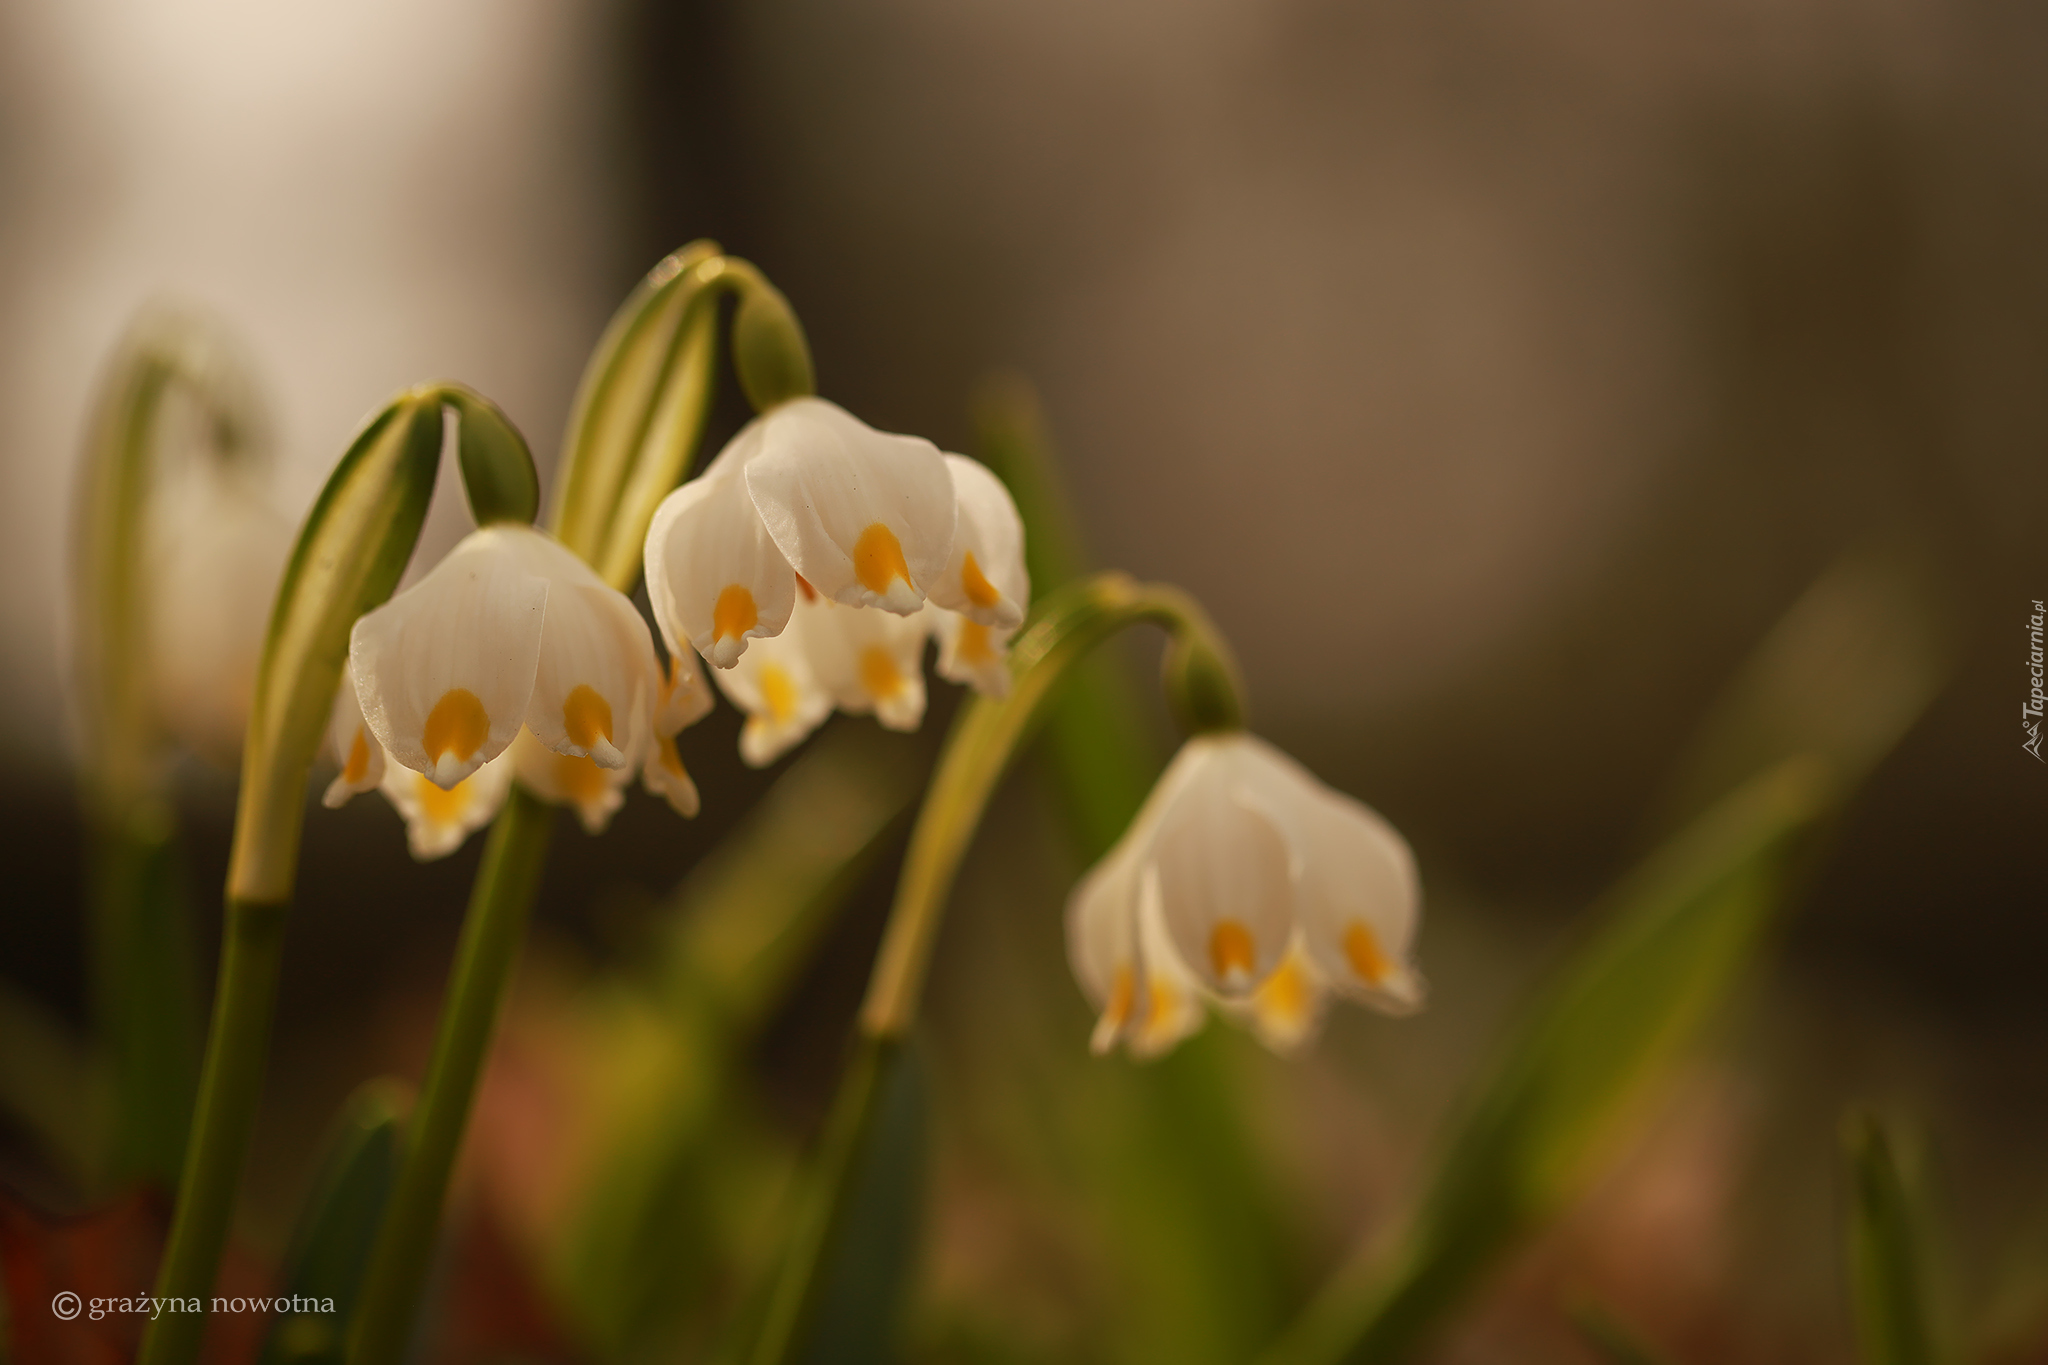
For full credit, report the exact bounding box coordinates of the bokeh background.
[1,0,2044,1361]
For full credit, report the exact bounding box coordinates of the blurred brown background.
[1,0,2044,1359]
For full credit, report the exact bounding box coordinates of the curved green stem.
[345,787,554,1365]
[140,394,445,1365]
[748,572,1242,1365]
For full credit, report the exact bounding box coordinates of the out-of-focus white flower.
[146,463,294,765]
[645,403,1029,763]
[1067,732,1422,1059]
[379,748,514,861]
[351,524,658,789]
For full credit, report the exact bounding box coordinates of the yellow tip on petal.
[1255,954,1311,1028]
[859,645,905,701]
[955,619,994,665]
[1144,976,1181,1034]
[713,584,759,642]
[342,728,372,785]
[414,771,473,824]
[563,684,615,750]
[1343,921,1391,986]
[758,663,799,724]
[423,689,489,765]
[854,522,912,595]
[657,730,687,777]
[555,752,610,805]
[960,550,1000,610]
[1209,920,1257,987]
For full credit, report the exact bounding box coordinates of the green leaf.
[554,723,925,1357]
[442,384,539,527]
[1262,757,1829,1365]
[1845,1113,1940,1365]
[260,1083,406,1365]
[227,390,442,904]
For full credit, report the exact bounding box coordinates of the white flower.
[644,397,957,670]
[322,660,385,809]
[1066,732,1423,1059]
[145,461,294,765]
[645,404,1029,762]
[350,524,659,789]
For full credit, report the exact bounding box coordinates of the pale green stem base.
[346,786,554,1365]
[139,897,289,1365]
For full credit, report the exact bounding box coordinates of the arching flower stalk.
[140,382,469,1365]
[748,572,1426,1365]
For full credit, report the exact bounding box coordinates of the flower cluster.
[644,397,1026,765]
[326,397,1025,856]
[325,524,710,855]
[1067,732,1423,1057]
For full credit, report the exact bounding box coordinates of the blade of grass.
[1845,1113,1940,1365]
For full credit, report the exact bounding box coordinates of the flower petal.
[1066,838,1144,1054]
[930,606,1015,699]
[645,451,796,669]
[322,662,386,808]
[803,599,931,732]
[350,528,546,788]
[642,728,702,818]
[378,747,513,860]
[655,651,715,734]
[1149,738,1296,997]
[710,604,834,767]
[1128,867,1208,1058]
[1223,937,1330,1054]
[742,398,955,615]
[1292,785,1426,1014]
[511,724,629,835]
[925,454,1027,630]
[489,528,659,771]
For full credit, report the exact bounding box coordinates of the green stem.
[346,786,555,1365]
[748,573,1241,1365]
[138,898,287,1365]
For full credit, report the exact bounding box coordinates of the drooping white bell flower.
[1067,732,1422,1059]
[644,398,957,671]
[351,524,659,790]
[710,590,836,767]
[145,461,295,766]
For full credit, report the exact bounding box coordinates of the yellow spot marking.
[554,752,609,804]
[853,523,912,595]
[713,584,759,641]
[562,684,614,749]
[758,663,798,724]
[342,728,371,785]
[795,573,818,603]
[413,771,472,824]
[960,550,1000,609]
[1209,920,1256,982]
[1256,954,1310,1025]
[859,646,904,700]
[1344,922,1391,985]
[656,731,686,777]
[422,689,489,764]
[1105,964,1135,1027]
[955,619,994,665]
[1144,977,1180,1033]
